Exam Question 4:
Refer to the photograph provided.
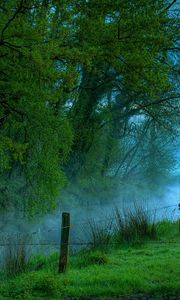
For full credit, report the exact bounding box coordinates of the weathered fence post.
[59,212,70,273]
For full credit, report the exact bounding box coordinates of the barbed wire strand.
[0,203,179,239]
[0,240,180,247]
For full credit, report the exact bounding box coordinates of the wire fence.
[0,203,179,277]
[0,240,180,247]
[0,203,179,248]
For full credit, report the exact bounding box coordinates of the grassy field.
[0,221,179,299]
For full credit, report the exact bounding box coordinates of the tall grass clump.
[113,206,157,244]
[3,234,30,277]
[86,217,113,251]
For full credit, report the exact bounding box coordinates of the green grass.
[0,221,179,299]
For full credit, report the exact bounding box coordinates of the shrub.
[113,205,157,244]
[28,255,47,271]
[87,250,108,265]
[86,217,113,251]
[32,272,61,297]
[156,220,178,239]
[1,271,63,298]
[72,249,108,268]
[28,252,59,272]
[3,234,30,277]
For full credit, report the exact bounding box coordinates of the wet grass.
[0,221,179,299]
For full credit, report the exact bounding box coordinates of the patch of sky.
[105,12,120,24]
[129,114,146,125]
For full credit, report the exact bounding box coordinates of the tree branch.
[164,0,177,12]
[0,100,26,118]
[1,0,24,41]
[136,95,180,110]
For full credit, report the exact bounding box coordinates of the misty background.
[0,0,180,264]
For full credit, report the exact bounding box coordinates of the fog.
[0,180,179,264]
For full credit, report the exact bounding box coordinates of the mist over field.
[0,177,179,262]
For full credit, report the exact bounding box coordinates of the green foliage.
[86,250,109,265]
[0,223,179,299]
[64,0,179,200]
[85,206,158,249]
[28,254,48,272]
[3,235,29,277]
[31,272,62,297]
[113,206,157,245]
[86,218,113,251]
[71,249,109,269]
[156,220,179,240]
[1,271,63,299]
[0,0,76,215]
[0,0,179,214]
[28,252,59,272]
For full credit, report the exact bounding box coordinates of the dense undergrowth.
[0,220,179,299]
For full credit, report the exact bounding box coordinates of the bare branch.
[114,122,150,177]
[164,0,177,12]
[136,95,180,110]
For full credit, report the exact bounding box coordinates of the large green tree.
[0,0,179,214]
[0,0,77,214]
[64,0,179,203]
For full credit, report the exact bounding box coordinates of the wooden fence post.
[59,212,70,273]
